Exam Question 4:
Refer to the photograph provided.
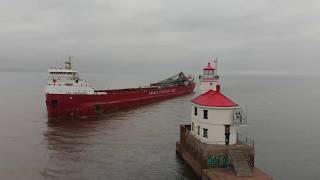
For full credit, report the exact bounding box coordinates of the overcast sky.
[0,0,319,75]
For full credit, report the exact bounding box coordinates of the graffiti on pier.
[207,155,229,168]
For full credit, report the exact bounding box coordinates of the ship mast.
[65,56,73,70]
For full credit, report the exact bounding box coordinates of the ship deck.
[94,85,189,93]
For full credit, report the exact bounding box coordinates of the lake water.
[0,71,318,179]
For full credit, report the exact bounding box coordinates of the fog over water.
[0,0,320,179]
[1,0,320,75]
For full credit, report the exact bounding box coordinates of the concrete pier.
[202,168,272,180]
[176,124,272,180]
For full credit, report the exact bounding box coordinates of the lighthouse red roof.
[204,62,214,70]
[191,86,237,107]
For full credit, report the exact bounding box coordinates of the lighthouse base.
[176,124,272,180]
[202,168,272,180]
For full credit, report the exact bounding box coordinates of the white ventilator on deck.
[199,58,220,94]
[45,57,95,94]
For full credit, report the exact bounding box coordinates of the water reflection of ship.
[42,94,199,179]
[41,114,125,178]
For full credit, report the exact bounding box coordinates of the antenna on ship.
[65,56,73,70]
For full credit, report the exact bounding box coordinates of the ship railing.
[236,133,254,148]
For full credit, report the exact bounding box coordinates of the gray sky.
[1,0,319,75]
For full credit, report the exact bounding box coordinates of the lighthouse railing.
[232,107,247,125]
[236,133,255,148]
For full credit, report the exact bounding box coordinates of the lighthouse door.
[225,125,230,145]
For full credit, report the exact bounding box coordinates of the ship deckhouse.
[190,84,246,145]
[199,59,220,94]
[45,57,94,94]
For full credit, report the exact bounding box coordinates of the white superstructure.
[45,57,94,94]
[199,59,220,94]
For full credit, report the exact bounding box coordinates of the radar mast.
[65,56,73,70]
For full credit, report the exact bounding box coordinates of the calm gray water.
[0,71,319,180]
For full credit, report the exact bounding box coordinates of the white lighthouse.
[175,62,272,179]
[190,84,246,145]
[199,59,220,94]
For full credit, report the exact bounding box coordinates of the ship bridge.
[46,57,94,94]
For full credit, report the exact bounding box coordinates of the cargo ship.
[45,58,195,118]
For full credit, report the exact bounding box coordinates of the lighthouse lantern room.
[199,59,220,94]
[191,84,247,145]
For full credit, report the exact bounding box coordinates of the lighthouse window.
[191,122,194,131]
[203,110,208,119]
[203,128,208,138]
[197,126,200,135]
[194,107,197,116]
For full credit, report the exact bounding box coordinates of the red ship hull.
[46,83,195,118]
